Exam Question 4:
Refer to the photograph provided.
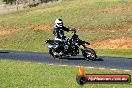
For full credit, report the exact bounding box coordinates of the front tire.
[82,48,96,61]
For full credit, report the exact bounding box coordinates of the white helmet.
[55,18,63,28]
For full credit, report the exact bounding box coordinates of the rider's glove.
[69,28,75,31]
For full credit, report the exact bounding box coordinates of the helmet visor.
[57,23,63,27]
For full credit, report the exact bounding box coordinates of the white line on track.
[86,67,94,69]
[110,69,117,71]
[124,70,131,72]
[49,64,54,65]
[98,68,105,70]
[59,65,68,67]
[47,63,131,72]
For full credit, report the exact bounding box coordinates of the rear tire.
[49,49,53,56]
[49,49,61,60]
[82,48,96,61]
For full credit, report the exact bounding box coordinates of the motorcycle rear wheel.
[49,49,61,60]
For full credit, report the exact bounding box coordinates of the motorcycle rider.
[53,17,70,41]
[53,17,73,55]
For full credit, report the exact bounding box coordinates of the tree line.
[3,0,59,4]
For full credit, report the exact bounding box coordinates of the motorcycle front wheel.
[82,48,96,61]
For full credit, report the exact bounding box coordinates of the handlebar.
[69,28,76,34]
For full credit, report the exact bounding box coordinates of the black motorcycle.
[45,28,97,61]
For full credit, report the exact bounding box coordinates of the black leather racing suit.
[53,26,70,40]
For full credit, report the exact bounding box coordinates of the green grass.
[0,0,131,29]
[0,0,3,4]
[0,29,52,51]
[95,49,132,58]
[0,60,132,88]
[0,29,131,57]
[0,0,132,57]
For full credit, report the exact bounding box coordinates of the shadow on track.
[0,51,10,53]
[61,56,103,61]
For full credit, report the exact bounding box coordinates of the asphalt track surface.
[0,50,132,70]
